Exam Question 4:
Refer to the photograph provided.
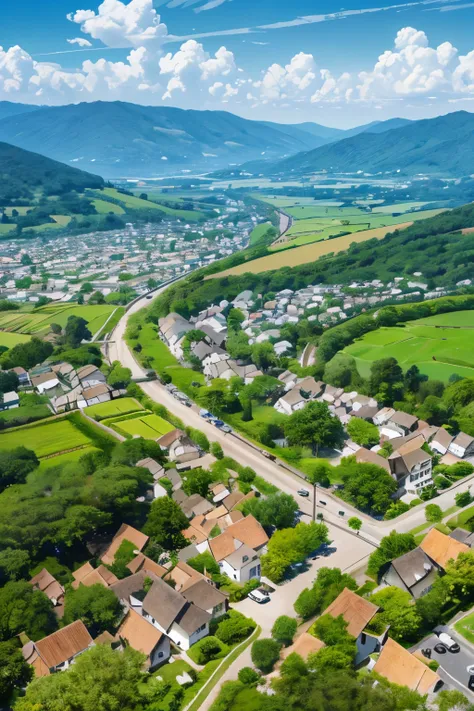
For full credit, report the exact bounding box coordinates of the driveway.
[411,626,474,696]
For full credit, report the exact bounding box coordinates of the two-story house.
[209,515,269,583]
[388,447,433,495]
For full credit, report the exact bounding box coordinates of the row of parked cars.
[199,409,232,433]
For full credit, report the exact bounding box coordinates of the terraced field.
[343,312,474,382]
[0,304,116,339]
[85,397,144,420]
[113,414,174,439]
[97,188,205,221]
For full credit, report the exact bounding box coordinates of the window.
[158,652,164,658]
[361,633,367,645]
[242,555,249,563]
[197,624,206,633]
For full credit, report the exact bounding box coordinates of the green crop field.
[0,304,116,338]
[92,199,125,215]
[249,222,272,246]
[51,215,72,226]
[344,313,474,382]
[0,418,91,458]
[85,397,144,420]
[0,331,31,348]
[0,224,15,235]
[114,414,174,439]
[37,446,101,472]
[98,188,204,221]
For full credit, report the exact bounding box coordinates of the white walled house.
[449,433,474,459]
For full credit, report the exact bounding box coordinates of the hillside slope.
[0,141,104,202]
[0,101,41,121]
[0,101,333,177]
[274,111,474,177]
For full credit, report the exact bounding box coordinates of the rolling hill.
[0,141,104,203]
[0,101,341,178]
[273,111,474,177]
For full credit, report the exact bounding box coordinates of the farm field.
[343,314,474,382]
[91,198,125,215]
[36,446,102,472]
[249,222,272,246]
[211,222,414,278]
[113,414,174,439]
[0,418,91,458]
[85,397,144,420]
[97,188,204,221]
[0,331,31,348]
[0,304,116,339]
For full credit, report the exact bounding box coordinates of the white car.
[248,590,270,604]
[437,632,460,652]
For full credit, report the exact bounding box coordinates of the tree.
[112,437,165,467]
[284,401,344,456]
[64,315,92,347]
[54,506,111,547]
[272,616,297,646]
[238,667,260,685]
[210,442,224,460]
[89,290,106,305]
[144,497,189,550]
[369,357,404,404]
[15,645,146,711]
[251,342,277,372]
[226,331,252,361]
[80,282,94,294]
[182,467,213,498]
[242,493,298,530]
[0,640,32,700]
[455,491,472,508]
[0,447,39,492]
[346,418,380,448]
[241,398,253,422]
[0,548,30,583]
[77,292,84,304]
[309,644,354,672]
[336,456,397,515]
[215,611,256,644]
[197,381,227,414]
[108,539,137,579]
[436,689,471,711]
[294,567,357,619]
[64,583,121,632]
[261,522,328,582]
[425,503,443,523]
[187,551,220,576]
[348,517,362,532]
[370,587,422,641]
[0,337,53,371]
[367,531,417,578]
[0,581,57,642]
[312,613,354,648]
[196,637,222,663]
[305,459,332,488]
[444,551,474,600]
[108,361,132,388]
[0,370,19,393]
[404,365,427,393]
[416,576,449,627]
[227,308,245,332]
[251,638,281,673]
[323,354,356,389]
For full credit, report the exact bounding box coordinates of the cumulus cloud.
[67,38,93,47]
[159,40,237,99]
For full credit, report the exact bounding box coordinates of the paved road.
[412,627,474,698]
[108,291,474,544]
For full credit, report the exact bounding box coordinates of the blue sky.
[2,0,474,126]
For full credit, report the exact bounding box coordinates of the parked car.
[199,409,213,419]
[468,675,474,692]
[318,500,327,506]
[146,295,153,300]
[434,644,447,654]
[436,632,460,653]
[212,419,225,428]
[248,590,270,604]
[219,424,232,433]
[262,450,276,461]
[298,489,310,497]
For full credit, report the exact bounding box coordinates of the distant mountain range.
[0,100,410,178]
[265,112,473,177]
[0,141,103,203]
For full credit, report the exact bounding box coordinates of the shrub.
[455,491,473,508]
[251,638,281,674]
[216,611,256,645]
[188,636,226,664]
[210,442,224,460]
[425,504,443,523]
[238,667,260,685]
[271,616,297,647]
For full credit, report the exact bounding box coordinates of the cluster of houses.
[22,510,267,677]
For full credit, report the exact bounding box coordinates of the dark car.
[434,643,447,654]
[262,450,276,461]
[469,675,474,692]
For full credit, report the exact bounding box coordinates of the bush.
[238,667,260,685]
[455,491,473,508]
[210,442,224,460]
[216,610,256,645]
[251,638,281,674]
[188,636,226,664]
[271,616,297,647]
[425,503,443,523]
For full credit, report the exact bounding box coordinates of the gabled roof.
[126,553,167,578]
[143,578,187,631]
[101,524,149,566]
[209,515,268,563]
[157,429,184,448]
[282,632,325,661]
[452,432,474,449]
[420,528,469,569]
[355,448,390,473]
[117,608,163,656]
[182,579,228,611]
[111,570,160,602]
[29,569,64,602]
[72,562,118,589]
[389,411,418,429]
[35,621,93,669]
[165,561,206,592]
[322,588,379,638]
[391,548,433,589]
[373,638,440,693]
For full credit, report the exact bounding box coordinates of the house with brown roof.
[22,620,94,677]
[281,632,325,661]
[101,524,149,566]
[72,562,119,589]
[388,447,433,495]
[78,383,112,408]
[209,515,268,583]
[420,528,469,571]
[449,432,474,459]
[384,412,419,438]
[355,448,391,474]
[30,569,65,613]
[371,638,441,693]
[382,547,436,599]
[116,608,170,669]
[321,588,385,665]
[431,428,454,456]
[126,553,167,578]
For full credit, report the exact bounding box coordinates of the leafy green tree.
[54,506,111,547]
[309,644,354,672]
[242,493,298,530]
[455,491,472,507]
[312,613,355,649]
[262,522,328,583]
[108,539,137,579]
[0,640,32,700]
[182,467,213,498]
[89,291,106,305]
[436,689,471,711]
[272,616,297,647]
[348,517,362,532]
[0,370,19,393]
[108,361,132,388]
[294,567,357,619]
[415,576,449,627]
[323,354,356,389]
[197,381,227,414]
[370,587,422,641]
[15,645,146,711]
[0,548,30,583]
[241,398,253,422]
[80,282,94,294]
[144,497,189,550]
[367,531,417,578]
[284,401,344,456]
[187,551,220,576]
[64,583,121,632]
[226,331,252,361]
[425,503,443,523]
[304,459,332,488]
[404,365,427,393]
[336,456,397,515]
[238,667,260,685]
[369,357,404,404]
[112,437,165,467]
[64,315,92,347]
[0,447,39,492]
[0,581,57,642]
[251,638,281,673]
[227,308,245,332]
[210,442,224,460]
[346,418,380,448]
[251,342,277,372]
[443,551,474,600]
[215,611,256,644]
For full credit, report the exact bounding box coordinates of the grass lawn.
[155,659,192,683]
[92,198,125,215]
[0,224,16,234]
[165,365,205,392]
[84,397,144,420]
[36,446,102,471]
[249,222,272,246]
[0,418,91,458]
[115,414,174,439]
[99,188,204,221]
[50,215,72,226]
[94,307,125,340]
[0,331,31,348]
[447,504,474,531]
[454,613,474,645]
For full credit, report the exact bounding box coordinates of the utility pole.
[313,481,317,521]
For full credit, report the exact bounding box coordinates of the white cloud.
[67,38,93,47]
[159,40,237,99]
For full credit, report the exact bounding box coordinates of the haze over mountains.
[0,100,404,178]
